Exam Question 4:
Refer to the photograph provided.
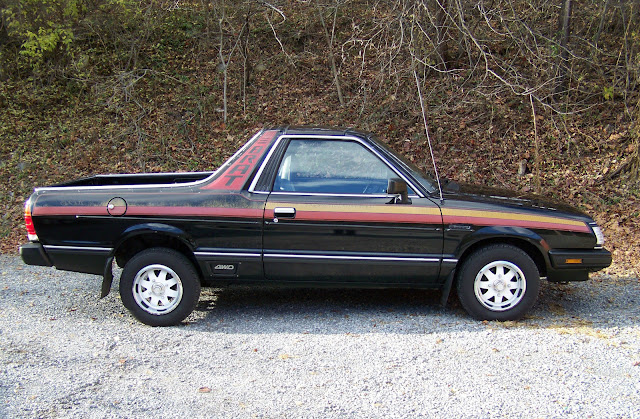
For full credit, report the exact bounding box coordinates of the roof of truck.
[279,126,372,139]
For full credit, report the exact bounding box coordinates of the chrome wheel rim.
[474,261,526,311]
[132,264,183,315]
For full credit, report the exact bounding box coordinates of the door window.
[273,139,412,195]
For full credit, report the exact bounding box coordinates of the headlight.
[589,223,605,249]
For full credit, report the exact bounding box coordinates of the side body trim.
[264,253,441,263]
[43,245,113,253]
[195,251,261,258]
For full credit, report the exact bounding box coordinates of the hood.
[442,181,589,219]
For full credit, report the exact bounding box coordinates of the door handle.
[273,207,296,222]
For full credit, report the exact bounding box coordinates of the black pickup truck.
[20,127,611,326]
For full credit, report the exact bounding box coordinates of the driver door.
[262,137,444,285]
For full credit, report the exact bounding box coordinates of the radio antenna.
[413,68,444,202]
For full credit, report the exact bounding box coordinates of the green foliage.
[0,0,161,75]
[20,27,74,60]
[603,86,614,101]
[2,0,85,67]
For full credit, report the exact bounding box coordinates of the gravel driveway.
[1,255,639,418]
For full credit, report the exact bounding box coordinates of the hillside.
[0,0,638,276]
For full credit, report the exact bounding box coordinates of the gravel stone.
[1,255,639,418]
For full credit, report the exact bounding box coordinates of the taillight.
[24,199,39,241]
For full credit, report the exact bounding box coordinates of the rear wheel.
[456,244,540,321]
[120,248,201,326]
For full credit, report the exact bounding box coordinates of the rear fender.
[114,223,197,262]
[100,223,198,297]
[116,223,196,249]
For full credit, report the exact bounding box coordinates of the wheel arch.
[113,223,203,279]
[454,227,549,279]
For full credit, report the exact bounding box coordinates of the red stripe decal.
[126,206,262,218]
[34,205,589,233]
[33,206,106,216]
[266,208,589,233]
[34,206,262,218]
[203,130,278,190]
[287,210,441,224]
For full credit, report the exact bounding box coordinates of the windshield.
[370,136,437,194]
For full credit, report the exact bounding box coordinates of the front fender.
[453,225,550,267]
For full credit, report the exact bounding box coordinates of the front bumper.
[546,248,612,282]
[20,242,53,267]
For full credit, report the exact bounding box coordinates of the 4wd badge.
[211,263,238,275]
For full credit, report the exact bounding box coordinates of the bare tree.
[555,0,572,99]
[316,0,345,106]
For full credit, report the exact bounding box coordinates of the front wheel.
[456,244,540,321]
[120,248,201,326]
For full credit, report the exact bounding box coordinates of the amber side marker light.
[565,258,583,264]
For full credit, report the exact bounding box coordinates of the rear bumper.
[20,242,111,275]
[547,248,612,282]
[20,242,53,267]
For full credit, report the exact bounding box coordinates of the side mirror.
[387,178,411,204]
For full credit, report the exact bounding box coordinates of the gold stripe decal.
[266,202,440,216]
[265,202,588,231]
[441,208,585,228]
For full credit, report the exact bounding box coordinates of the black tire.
[456,244,540,321]
[119,248,201,326]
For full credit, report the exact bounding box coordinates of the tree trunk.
[0,12,9,47]
[593,0,611,48]
[218,9,228,124]
[316,1,345,107]
[435,0,450,71]
[555,0,572,98]
[242,11,251,115]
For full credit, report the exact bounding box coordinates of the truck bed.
[51,171,215,187]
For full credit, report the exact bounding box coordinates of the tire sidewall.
[457,245,540,321]
[120,248,201,327]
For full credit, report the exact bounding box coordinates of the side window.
[273,139,410,194]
